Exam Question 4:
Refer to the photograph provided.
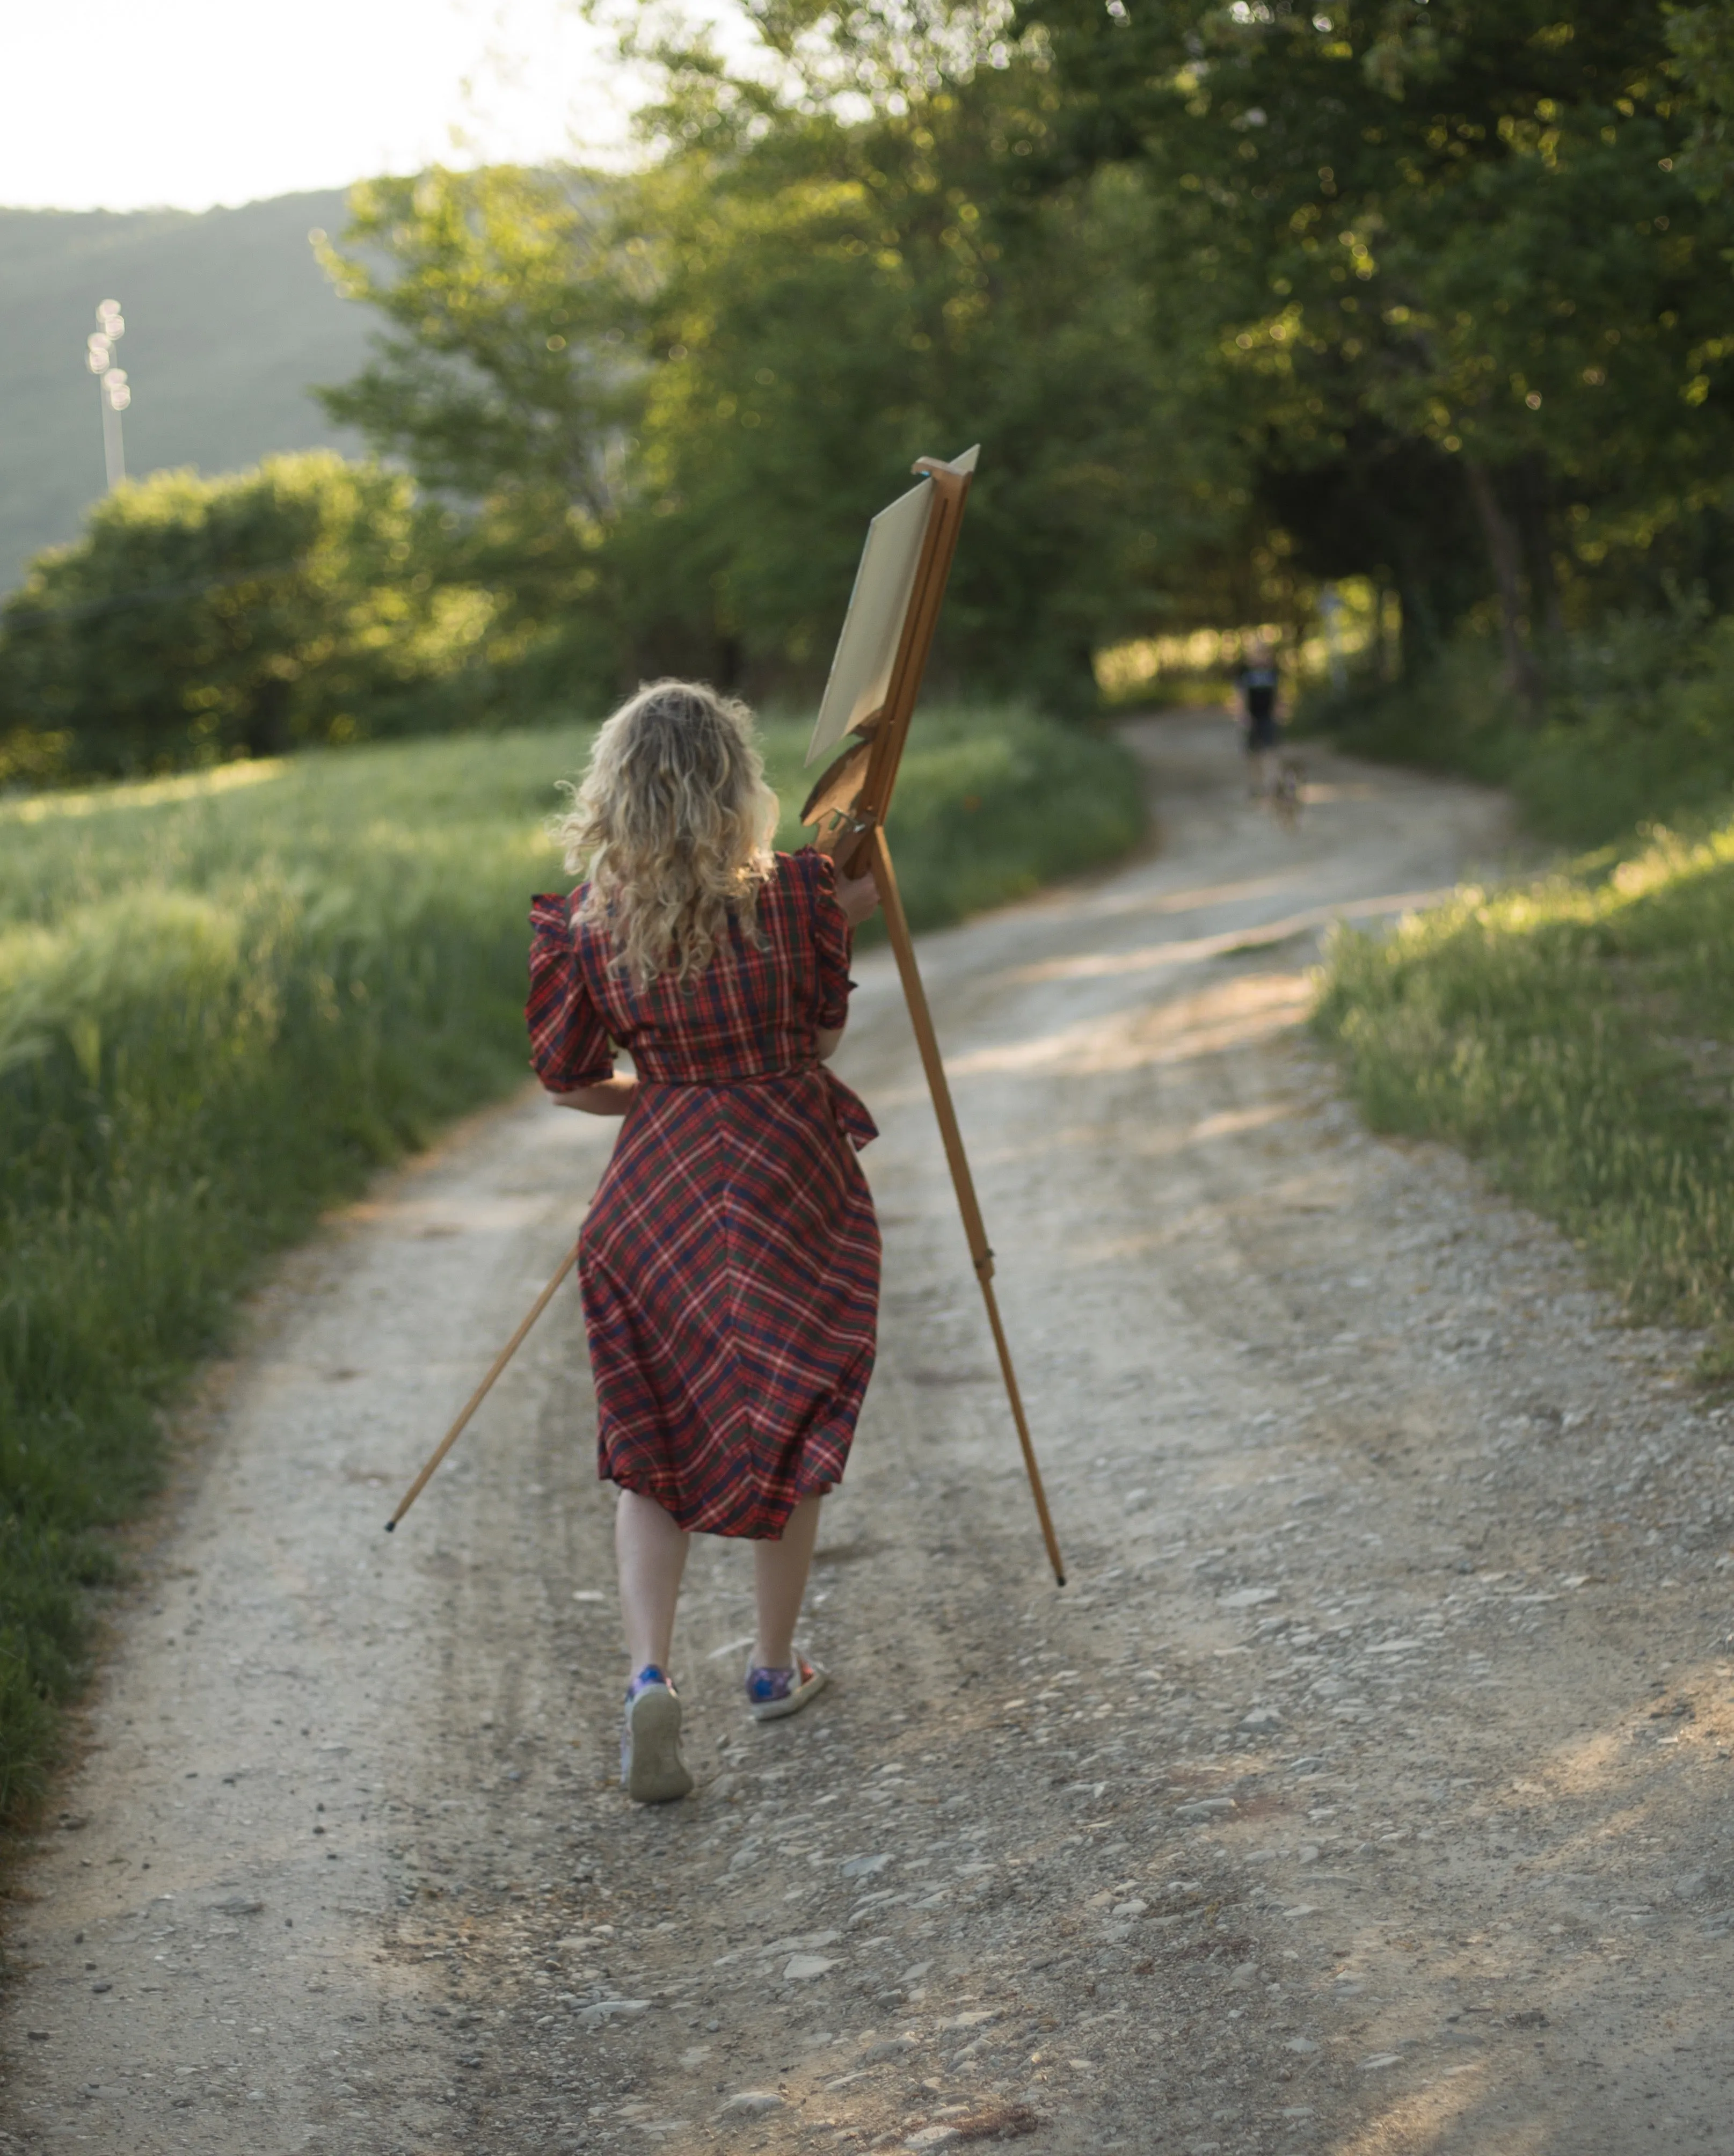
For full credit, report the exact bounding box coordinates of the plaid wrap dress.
[527,848,880,1539]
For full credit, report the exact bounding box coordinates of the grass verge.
[0,703,1143,1823]
[1314,820,1734,1368]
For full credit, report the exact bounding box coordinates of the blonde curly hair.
[556,679,778,989]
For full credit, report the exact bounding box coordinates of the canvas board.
[805,445,980,767]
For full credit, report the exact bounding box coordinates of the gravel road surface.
[8,712,1734,2156]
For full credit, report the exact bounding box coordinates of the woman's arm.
[833,864,879,926]
[817,864,878,1061]
[550,1074,638,1116]
[810,857,879,1064]
[529,893,621,1101]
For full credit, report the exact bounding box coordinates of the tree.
[315,51,1248,713]
[1018,0,1734,695]
[0,454,492,776]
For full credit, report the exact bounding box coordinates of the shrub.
[0,453,496,777]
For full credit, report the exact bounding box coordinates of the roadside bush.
[0,453,496,777]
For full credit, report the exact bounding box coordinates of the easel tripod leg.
[865,828,1066,1586]
[973,1264,1067,1589]
[385,1239,580,1531]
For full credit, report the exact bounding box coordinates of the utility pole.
[85,299,131,491]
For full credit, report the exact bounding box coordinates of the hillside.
[0,190,372,586]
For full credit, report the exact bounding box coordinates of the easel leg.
[866,828,1066,1586]
[385,1239,580,1531]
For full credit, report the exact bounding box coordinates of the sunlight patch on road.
[965,1122,1121,1167]
[1055,868,1315,923]
[971,1103,1294,1169]
[999,887,1458,986]
[1062,1230,1170,1266]
[1134,1101,1297,1154]
[949,973,1315,1078]
[1332,2069,1501,2156]
[1541,1652,1734,1800]
[337,1193,555,1231]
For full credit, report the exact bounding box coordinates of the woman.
[527,680,881,1803]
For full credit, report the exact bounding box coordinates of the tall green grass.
[1314,821,1734,1363]
[1308,609,1734,1358]
[0,704,1143,1822]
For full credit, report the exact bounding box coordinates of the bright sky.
[0,0,657,213]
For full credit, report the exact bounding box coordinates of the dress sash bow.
[635,1061,878,1152]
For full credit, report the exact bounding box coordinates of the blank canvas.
[805,446,980,767]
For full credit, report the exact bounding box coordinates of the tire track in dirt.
[9,713,1734,2156]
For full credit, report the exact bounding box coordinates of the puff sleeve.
[806,849,856,1032]
[527,893,615,1090]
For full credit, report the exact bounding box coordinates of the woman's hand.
[833,864,880,927]
[550,1074,637,1116]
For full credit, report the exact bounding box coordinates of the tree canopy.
[1019,0,1734,699]
[0,454,492,774]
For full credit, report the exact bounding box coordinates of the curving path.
[7,713,1731,2156]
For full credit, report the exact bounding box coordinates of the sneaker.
[745,1651,827,1723]
[621,1666,693,1803]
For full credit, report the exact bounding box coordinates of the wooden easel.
[801,457,1066,1586]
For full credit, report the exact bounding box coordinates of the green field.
[1315,818,1734,1371]
[0,706,1143,1823]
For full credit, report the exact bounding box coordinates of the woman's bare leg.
[753,1495,824,1669]
[616,1488,690,1672]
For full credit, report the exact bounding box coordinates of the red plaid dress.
[527,848,880,1539]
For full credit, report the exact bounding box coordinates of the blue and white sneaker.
[621,1666,692,1803]
[745,1651,827,1723]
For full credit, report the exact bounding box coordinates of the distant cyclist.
[1235,642,1281,798]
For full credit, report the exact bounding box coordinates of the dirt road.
[9,712,1734,2156]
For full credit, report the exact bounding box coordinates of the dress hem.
[599,1440,851,1540]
